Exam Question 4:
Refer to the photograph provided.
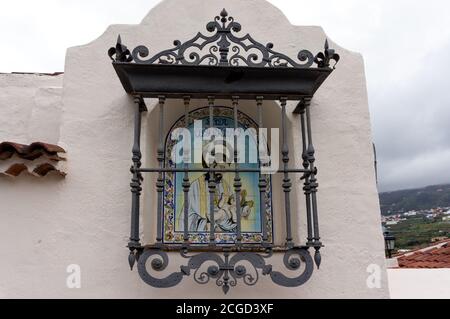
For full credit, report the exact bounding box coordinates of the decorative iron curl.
[137,249,186,288]
[188,252,224,285]
[136,248,314,293]
[268,248,314,287]
[110,9,338,69]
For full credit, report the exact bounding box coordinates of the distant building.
[404,211,417,217]
[431,236,449,242]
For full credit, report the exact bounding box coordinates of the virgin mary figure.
[177,140,236,233]
[177,160,236,233]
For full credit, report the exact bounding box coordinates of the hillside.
[379,184,450,215]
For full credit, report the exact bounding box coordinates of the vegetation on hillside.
[379,184,450,215]
[387,217,450,250]
[380,184,450,251]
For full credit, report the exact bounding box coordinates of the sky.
[1,0,449,192]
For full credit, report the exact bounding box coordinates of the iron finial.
[220,8,228,24]
[220,8,228,18]
[128,250,136,270]
[108,34,133,62]
[314,38,340,68]
[314,248,321,269]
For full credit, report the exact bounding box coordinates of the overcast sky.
[1,0,449,192]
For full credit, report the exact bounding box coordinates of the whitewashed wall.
[388,269,450,299]
[0,0,389,298]
[0,73,63,144]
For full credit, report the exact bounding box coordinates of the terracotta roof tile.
[397,241,450,268]
[4,163,27,176]
[0,142,66,178]
[0,142,65,161]
[33,163,66,177]
[1,162,65,177]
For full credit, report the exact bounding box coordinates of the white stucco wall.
[0,73,63,144]
[0,73,66,298]
[388,269,450,299]
[0,0,389,298]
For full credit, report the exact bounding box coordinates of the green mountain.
[379,184,450,215]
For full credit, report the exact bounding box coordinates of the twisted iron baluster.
[256,96,268,244]
[208,96,216,246]
[305,100,321,268]
[128,96,145,270]
[156,96,166,244]
[232,96,242,245]
[299,99,314,246]
[280,97,293,248]
[183,96,191,247]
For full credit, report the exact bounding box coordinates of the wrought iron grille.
[109,9,339,294]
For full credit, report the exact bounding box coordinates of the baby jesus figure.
[213,190,254,232]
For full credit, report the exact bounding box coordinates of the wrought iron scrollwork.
[137,248,313,294]
[137,249,186,288]
[269,248,314,287]
[109,9,339,69]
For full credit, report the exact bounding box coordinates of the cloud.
[373,37,450,191]
[270,0,450,191]
[0,0,161,72]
